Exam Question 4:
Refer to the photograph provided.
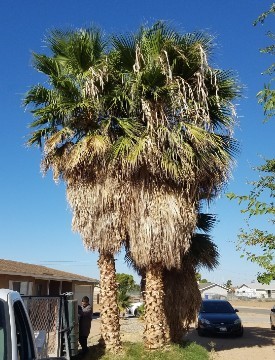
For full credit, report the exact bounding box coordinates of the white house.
[198,282,229,299]
[235,282,275,299]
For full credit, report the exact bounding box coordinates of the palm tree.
[125,212,219,344]
[24,28,127,352]
[111,22,240,348]
[163,213,219,343]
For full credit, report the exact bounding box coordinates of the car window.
[200,301,235,313]
[14,300,35,359]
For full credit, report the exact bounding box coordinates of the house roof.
[237,282,275,290]
[198,282,228,291]
[0,259,98,284]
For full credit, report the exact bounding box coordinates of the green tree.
[225,279,233,289]
[116,273,137,315]
[200,278,208,283]
[116,273,136,293]
[227,160,275,284]
[195,272,202,282]
[116,273,135,292]
[227,4,275,284]
[254,3,275,120]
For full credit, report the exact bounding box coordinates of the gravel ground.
[87,315,144,346]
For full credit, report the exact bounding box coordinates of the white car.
[127,301,144,316]
[270,305,275,330]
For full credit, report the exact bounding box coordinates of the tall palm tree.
[111,22,240,348]
[24,28,128,352]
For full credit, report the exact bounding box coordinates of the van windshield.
[0,300,7,360]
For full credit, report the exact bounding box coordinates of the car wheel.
[134,308,139,317]
[198,328,204,337]
[237,328,244,337]
[270,319,275,330]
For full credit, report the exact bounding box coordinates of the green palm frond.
[46,29,73,56]
[114,117,145,140]
[112,34,137,70]
[32,53,61,77]
[112,136,135,159]
[187,234,219,270]
[180,32,214,55]
[48,28,106,73]
[196,213,217,232]
[27,127,55,147]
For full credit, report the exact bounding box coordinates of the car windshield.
[200,301,235,314]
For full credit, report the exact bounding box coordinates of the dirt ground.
[185,300,275,360]
[230,299,274,309]
[89,300,275,359]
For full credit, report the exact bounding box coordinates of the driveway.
[185,308,275,359]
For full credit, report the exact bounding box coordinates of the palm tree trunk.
[144,264,166,349]
[98,251,121,352]
[163,265,201,343]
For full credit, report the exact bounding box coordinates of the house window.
[36,284,43,296]
[10,282,31,296]
[13,282,21,293]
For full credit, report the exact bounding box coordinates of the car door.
[13,300,36,359]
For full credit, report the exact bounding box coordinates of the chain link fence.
[23,296,61,357]
[22,294,78,359]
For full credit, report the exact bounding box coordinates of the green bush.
[135,304,145,318]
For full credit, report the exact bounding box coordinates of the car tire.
[237,328,244,337]
[198,328,204,337]
[270,319,275,330]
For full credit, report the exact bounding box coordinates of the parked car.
[270,305,275,330]
[127,301,144,316]
[196,299,243,337]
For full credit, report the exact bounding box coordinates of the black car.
[197,299,243,337]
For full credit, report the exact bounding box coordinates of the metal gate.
[22,294,79,359]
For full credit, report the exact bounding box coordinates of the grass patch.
[81,341,209,360]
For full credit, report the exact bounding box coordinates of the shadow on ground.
[72,344,106,360]
[185,326,275,352]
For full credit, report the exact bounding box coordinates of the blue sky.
[0,0,274,286]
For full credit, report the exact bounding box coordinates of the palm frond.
[32,53,61,77]
[196,213,217,232]
[187,235,219,270]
